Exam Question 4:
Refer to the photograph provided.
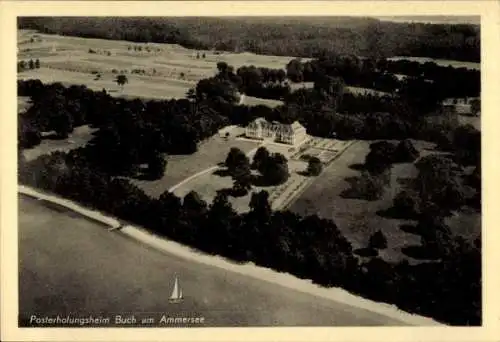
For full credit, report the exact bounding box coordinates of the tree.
[347,171,385,201]
[369,230,388,250]
[148,151,167,180]
[307,157,323,176]
[35,59,40,69]
[415,155,465,212]
[286,58,304,82]
[365,141,396,174]
[28,59,35,69]
[202,53,206,58]
[394,139,419,163]
[225,147,250,176]
[260,153,289,185]
[249,190,272,217]
[252,146,270,170]
[206,192,238,251]
[216,61,229,75]
[470,98,480,116]
[115,74,128,89]
[52,111,74,139]
[232,175,251,197]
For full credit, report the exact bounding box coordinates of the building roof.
[248,118,305,133]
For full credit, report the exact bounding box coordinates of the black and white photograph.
[2,1,499,340]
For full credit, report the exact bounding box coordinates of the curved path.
[168,142,266,193]
[18,188,443,327]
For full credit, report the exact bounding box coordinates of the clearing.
[130,131,260,198]
[21,125,99,162]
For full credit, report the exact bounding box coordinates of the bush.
[307,157,323,176]
[148,152,167,180]
[365,141,396,174]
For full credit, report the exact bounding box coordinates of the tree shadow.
[401,245,440,260]
[344,176,359,184]
[354,247,378,257]
[340,187,377,201]
[251,175,280,187]
[213,168,231,177]
[397,177,415,188]
[297,170,311,177]
[217,187,248,198]
[399,224,421,235]
[349,163,366,171]
[376,206,418,220]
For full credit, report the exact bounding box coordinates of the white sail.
[170,277,180,299]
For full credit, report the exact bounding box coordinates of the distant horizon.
[374,16,480,25]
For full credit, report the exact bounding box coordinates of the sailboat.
[169,276,183,303]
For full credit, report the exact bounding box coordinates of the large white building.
[245,117,308,146]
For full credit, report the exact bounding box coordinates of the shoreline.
[18,185,444,327]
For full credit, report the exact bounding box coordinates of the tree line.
[18,17,479,62]
[18,58,40,72]
[286,56,480,99]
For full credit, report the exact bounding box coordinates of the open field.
[18,68,192,100]
[22,125,99,162]
[458,115,481,130]
[387,56,480,70]
[17,30,312,102]
[288,140,480,264]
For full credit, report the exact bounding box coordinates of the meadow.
[17,30,307,103]
[288,140,480,264]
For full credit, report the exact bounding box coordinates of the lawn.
[130,134,260,199]
[170,142,310,213]
[240,95,284,108]
[288,140,481,264]
[21,125,98,162]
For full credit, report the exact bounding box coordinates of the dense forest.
[18,79,481,325]
[18,17,480,62]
